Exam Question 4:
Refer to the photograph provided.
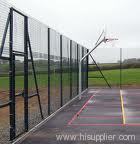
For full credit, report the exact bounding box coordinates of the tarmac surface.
[16,88,140,144]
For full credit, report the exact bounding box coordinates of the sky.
[8,0,140,63]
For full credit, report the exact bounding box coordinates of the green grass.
[88,68,140,87]
[0,72,76,90]
[0,68,140,90]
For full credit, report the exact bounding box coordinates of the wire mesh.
[28,17,49,128]
[13,11,24,52]
[71,41,78,97]
[50,29,61,113]
[0,4,11,143]
[15,56,25,136]
[62,36,70,104]
[0,0,10,57]
[0,0,88,143]
[0,59,10,144]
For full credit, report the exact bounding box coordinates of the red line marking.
[124,94,140,96]
[69,123,125,126]
[79,115,140,119]
[69,123,140,126]
[124,104,140,107]
[100,103,140,107]
[125,116,140,118]
[87,103,121,106]
[125,123,140,126]
[79,116,122,119]
[68,92,98,125]
[86,105,121,108]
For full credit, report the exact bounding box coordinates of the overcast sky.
[8,0,140,63]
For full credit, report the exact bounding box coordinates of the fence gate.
[9,8,29,140]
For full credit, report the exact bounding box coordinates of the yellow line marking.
[120,90,126,125]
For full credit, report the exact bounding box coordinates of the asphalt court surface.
[123,89,140,124]
[69,89,140,126]
[69,89,123,126]
[18,88,140,144]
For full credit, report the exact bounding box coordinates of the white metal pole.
[79,61,82,99]
[79,38,106,99]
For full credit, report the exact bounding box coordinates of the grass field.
[0,68,140,90]
[0,72,77,90]
[88,68,140,87]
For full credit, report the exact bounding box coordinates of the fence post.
[24,15,28,132]
[60,35,63,107]
[77,44,79,94]
[9,8,16,141]
[82,47,84,91]
[70,40,72,99]
[48,28,51,115]
[86,49,89,89]
[120,48,122,89]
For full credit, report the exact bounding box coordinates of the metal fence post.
[77,44,79,94]
[9,8,16,141]
[24,15,28,132]
[86,49,89,89]
[120,48,122,89]
[48,28,51,115]
[60,35,63,107]
[70,40,72,99]
[82,47,84,91]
